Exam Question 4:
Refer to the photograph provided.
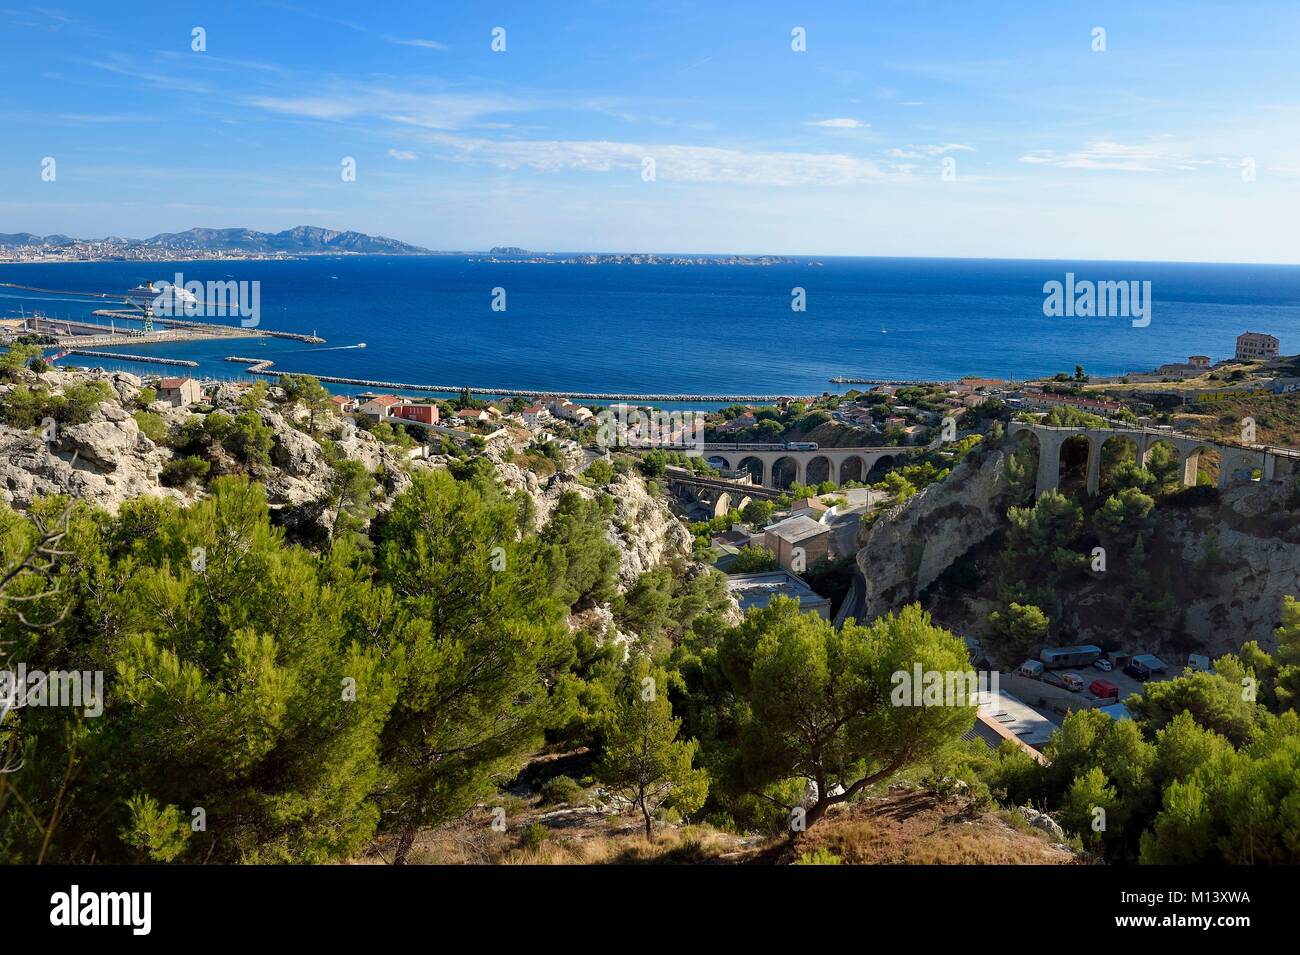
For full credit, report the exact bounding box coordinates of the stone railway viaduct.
[660,443,918,518]
[1009,422,1300,497]
[702,443,907,489]
[662,468,782,518]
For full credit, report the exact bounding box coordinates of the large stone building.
[762,514,830,571]
[1236,331,1279,361]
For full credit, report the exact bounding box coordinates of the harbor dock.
[92,310,325,343]
[65,349,199,368]
[222,357,788,402]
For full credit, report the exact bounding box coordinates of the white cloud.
[429,134,895,186]
[387,149,418,161]
[245,88,523,130]
[886,143,975,159]
[1016,141,1220,173]
[807,118,868,129]
[386,36,448,50]
[87,55,210,94]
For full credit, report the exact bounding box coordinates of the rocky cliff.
[487,448,694,590]
[0,370,186,512]
[1076,480,1300,656]
[856,446,1019,622]
[855,439,1300,656]
[0,368,417,537]
[1,368,696,600]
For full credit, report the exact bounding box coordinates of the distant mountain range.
[0,226,430,255]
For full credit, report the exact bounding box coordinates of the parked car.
[1093,658,1113,672]
[1061,673,1085,692]
[1090,679,1120,700]
[1018,660,1044,680]
[1124,662,1151,681]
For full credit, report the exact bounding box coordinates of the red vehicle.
[1089,679,1120,700]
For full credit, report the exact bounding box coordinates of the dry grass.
[497,826,741,865]
[355,787,1079,866]
[357,816,745,865]
[768,791,1078,865]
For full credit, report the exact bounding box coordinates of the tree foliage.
[717,599,974,827]
[596,657,708,838]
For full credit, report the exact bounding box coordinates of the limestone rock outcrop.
[0,368,412,532]
[857,437,1300,656]
[487,449,694,592]
[856,446,1018,622]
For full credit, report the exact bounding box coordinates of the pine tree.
[596,657,708,839]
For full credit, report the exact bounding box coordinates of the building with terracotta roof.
[1022,391,1123,414]
[522,402,551,430]
[357,394,405,418]
[157,377,202,407]
[788,497,829,520]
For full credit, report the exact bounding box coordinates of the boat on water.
[356,342,366,348]
[126,281,197,311]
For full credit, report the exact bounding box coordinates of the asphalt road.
[835,561,867,629]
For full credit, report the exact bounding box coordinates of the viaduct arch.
[704,444,905,489]
[1008,422,1298,497]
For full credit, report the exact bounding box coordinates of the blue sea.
[3,255,1298,406]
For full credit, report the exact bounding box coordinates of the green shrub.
[583,458,614,486]
[539,775,586,806]
[132,410,170,446]
[0,380,112,429]
[161,455,211,487]
[520,822,549,851]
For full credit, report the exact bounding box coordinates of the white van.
[1018,660,1044,679]
[1061,673,1085,692]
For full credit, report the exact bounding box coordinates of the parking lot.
[1007,659,1174,717]
[1069,660,1173,704]
[1104,664,1171,703]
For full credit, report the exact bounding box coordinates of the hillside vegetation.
[3,356,1299,865]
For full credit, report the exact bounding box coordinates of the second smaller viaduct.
[1008,422,1300,497]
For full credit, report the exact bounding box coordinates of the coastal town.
[0,227,431,263]
[0,236,302,264]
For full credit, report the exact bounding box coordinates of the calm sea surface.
[3,256,1298,405]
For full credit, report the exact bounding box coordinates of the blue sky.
[3,0,1299,261]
